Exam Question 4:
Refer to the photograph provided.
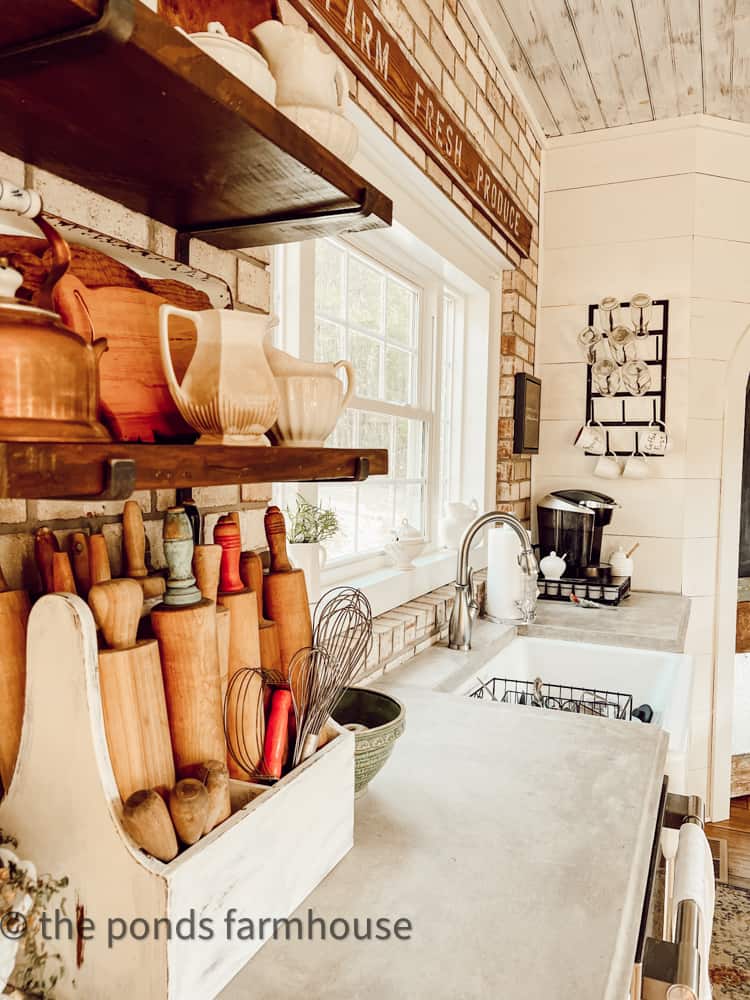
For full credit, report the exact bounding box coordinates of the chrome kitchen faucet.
[448,511,538,651]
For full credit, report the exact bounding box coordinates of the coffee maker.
[536,490,618,577]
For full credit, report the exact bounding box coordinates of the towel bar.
[636,792,706,1000]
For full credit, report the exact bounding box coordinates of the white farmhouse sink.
[449,635,693,793]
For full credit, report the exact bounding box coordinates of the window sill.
[321,544,488,618]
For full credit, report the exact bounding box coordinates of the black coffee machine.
[536,490,619,577]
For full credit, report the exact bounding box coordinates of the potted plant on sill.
[285,494,339,603]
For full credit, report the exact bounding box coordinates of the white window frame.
[273,103,511,616]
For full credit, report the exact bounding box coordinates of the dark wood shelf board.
[0,0,392,248]
[0,442,388,499]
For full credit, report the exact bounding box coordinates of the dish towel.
[672,822,715,1000]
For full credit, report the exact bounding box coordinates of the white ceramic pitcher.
[265,342,355,447]
[251,21,348,111]
[159,306,279,446]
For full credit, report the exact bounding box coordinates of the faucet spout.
[448,510,538,651]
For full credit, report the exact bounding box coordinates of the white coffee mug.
[622,446,649,479]
[594,448,622,479]
[573,419,605,454]
[642,419,668,456]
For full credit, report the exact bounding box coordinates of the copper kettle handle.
[34,213,71,312]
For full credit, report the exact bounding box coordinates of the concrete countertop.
[519,590,691,653]
[221,683,667,1000]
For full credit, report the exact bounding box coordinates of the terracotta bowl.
[332,687,405,797]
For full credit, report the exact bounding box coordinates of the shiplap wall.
[534,116,750,807]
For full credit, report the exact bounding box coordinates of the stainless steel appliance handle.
[637,792,706,1000]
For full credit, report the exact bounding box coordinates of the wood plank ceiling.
[480,0,750,137]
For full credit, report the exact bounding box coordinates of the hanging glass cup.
[608,324,637,365]
[621,359,652,396]
[577,325,602,365]
[592,357,622,397]
[630,293,652,338]
[598,296,622,334]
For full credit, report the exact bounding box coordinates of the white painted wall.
[534,116,750,817]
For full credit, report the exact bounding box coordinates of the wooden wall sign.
[289,0,534,256]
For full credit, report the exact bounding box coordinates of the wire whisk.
[290,587,373,765]
[224,667,266,779]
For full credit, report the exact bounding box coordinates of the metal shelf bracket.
[316,456,370,483]
[65,457,137,501]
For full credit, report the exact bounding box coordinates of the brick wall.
[328,0,541,521]
[0,0,540,579]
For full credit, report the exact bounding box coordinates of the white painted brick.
[188,237,238,294]
[192,486,241,509]
[377,615,406,652]
[237,245,272,266]
[356,83,395,135]
[241,484,272,503]
[0,532,36,592]
[395,125,427,169]
[0,153,25,185]
[441,71,465,121]
[28,167,150,247]
[102,522,124,578]
[0,500,26,524]
[237,508,267,550]
[237,259,271,311]
[380,0,414,47]
[144,518,166,571]
[441,7,466,58]
[149,220,177,258]
[155,490,177,511]
[372,621,395,661]
[33,491,150,521]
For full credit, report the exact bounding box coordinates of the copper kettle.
[0,215,109,442]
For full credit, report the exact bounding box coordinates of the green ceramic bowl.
[332,687,406,797]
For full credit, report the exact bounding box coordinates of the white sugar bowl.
[539,550,566,580]
[384,519,425,570]
[609,546,634,578]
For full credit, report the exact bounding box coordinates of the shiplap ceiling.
[480,0,750,137]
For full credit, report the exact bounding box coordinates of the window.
[276,235,468,570]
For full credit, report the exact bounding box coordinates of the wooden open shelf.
[0,0,392,249]
[0,442,388,499]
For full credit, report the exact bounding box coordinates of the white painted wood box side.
[0,594,169,999]
[166,730,354,1000]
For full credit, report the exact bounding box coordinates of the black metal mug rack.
[584,299,669,457]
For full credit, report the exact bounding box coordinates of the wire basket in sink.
[469,676,633,720]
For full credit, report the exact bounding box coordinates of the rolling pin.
[240,549,281,676]
[51,551,77,594]
[0,562,30,791]
[89,533,112,585]
[122,789,178,863]
[262,506,312,678]
[214,519,261,779]
[193,544,231,706]
[180,759,231,833]
[89,579,175,802]
[122,500,166,600]
[34,526,59,594]
[169,778,209,846]
[151,508,225,773]
[69,531,91,598]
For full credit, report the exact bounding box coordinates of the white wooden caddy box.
[0,594,355,999]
